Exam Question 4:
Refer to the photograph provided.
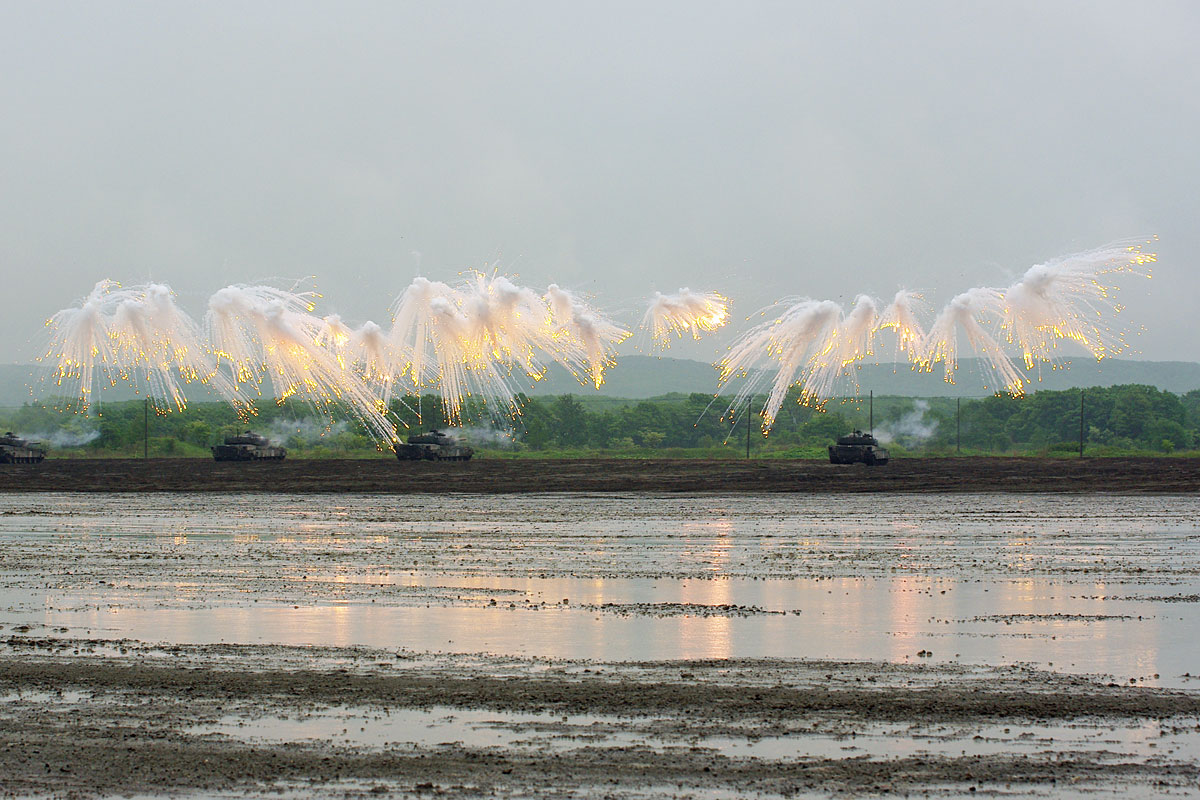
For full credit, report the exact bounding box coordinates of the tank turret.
[211,431,286,462]
[0,432,47,464]
[394,429,474,462]
[828,430,889,465]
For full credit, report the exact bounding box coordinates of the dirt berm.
[1,456,1197,493]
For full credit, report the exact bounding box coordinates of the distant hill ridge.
[3,356,1199,407]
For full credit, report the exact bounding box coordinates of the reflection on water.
[0,492,1196,685]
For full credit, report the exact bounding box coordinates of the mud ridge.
[2,456,1199,493]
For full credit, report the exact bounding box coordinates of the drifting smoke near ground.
[267,419,349,447]
[642,289,730,350]
[25,428,102,449]
[456,426,519,449]
[721,240,1153,432]
[874,400,938,447]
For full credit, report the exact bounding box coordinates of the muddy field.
[3,639,1199,799]
[2,491,1198,798]
[2,455,1199,493]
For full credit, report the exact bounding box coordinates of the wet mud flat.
[3,455,1200,493]
[2,638,1199,799]
[2,492,1200,797]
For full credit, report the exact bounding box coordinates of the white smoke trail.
[388,272,628,425]
[1000,240,1153,370]
[642,289,729,350]
[545,284,630,388]
[875,399,938,446]
[719,298,842,430]
[924,287,1026,394]
[205,285,396,441]
[42,281,242,412]
[878,289,927,365]
[803,294,878,400]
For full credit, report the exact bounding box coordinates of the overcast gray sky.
[1,1,1196,363]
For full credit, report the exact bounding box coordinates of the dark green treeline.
[1,383,1197,457]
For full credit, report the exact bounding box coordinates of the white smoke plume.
[388,272,628,425]
[875,400,939,446]
[42,281,243,412]
[642,289,729,350]
[878,289,927,365]
[205,284,396,442]
[36,240,1152,437]
[267,418,349,447]
[719,240,1153,432]
[25,428,102,448]
[456,426,519,449]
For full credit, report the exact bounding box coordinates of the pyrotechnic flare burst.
[42,281,242,412]
[205,285,397,441]
[878,290,927,365]
[719,298,843,430]
[923,240,1153,391]
[461,272,556,381]
[803,293,878,400]
[642,289,729,350]
[999,240,1154,368]
[352,321,393,390]
[38,240,1151,437]
[43,270,632,434]
[389,274,537,425]
[389,276,459,392]
[720,239,1153,432]
[320,315,395,402]
[545,284,630,388]
[389,272,628,424]
[42,280,129,407]
[924,287,1025,394]
[316,314,354,368]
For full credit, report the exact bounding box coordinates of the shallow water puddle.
[192,703,1200,764]
[1,492,1199,686]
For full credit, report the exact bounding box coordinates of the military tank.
[0,432,47,464]
[211,431,286,462]
[828,430,889,465]
[394,430,474,462]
